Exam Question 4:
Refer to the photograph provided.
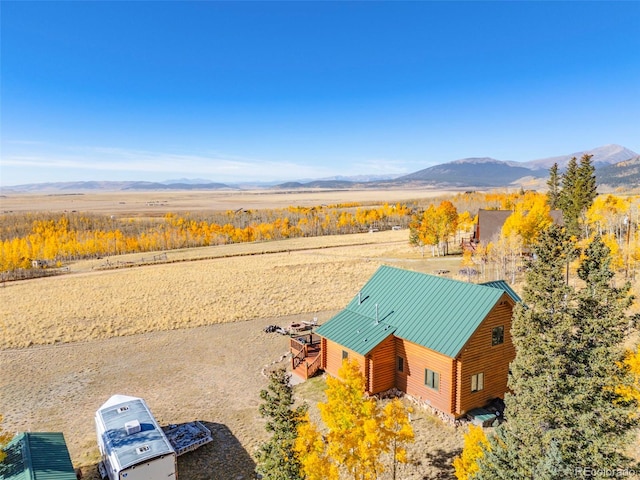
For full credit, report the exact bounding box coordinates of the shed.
[0,432,76,480]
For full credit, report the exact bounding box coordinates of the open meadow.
[0,188,459,215]
[0,190,472,479]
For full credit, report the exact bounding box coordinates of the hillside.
[395,158,538,187]
[597,156,640,188]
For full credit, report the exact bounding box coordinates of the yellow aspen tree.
[616,346,640,406]
[471,241,491,280]
[586,194,629,237]
[460,249,476,281]
[296,359,413,480]
[295,415,339,480]
[381,398,414,480]
[601,233,624,271]
[489,231,523,283]
[457,211,474,237]
[502,197,552,248]
[0,414,13,462]
[409,205,438,256]
[452,424,490,480]
[319,358,385,480]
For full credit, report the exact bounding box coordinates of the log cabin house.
[291,265,521,420]
[464,208,564,251]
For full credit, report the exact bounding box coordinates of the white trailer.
[96,395,213,480]
[96,395,177,480]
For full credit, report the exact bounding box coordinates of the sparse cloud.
[351,158,412,175]
[0,143,340,184]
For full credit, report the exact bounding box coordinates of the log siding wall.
[323,338,366,384]
[455,295,515,416]
[366,335,396,394]
[395,338,454,414]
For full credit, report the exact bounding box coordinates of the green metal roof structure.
[0,432,76,480]
[316,265,521,358]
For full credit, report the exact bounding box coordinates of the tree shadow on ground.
[78,422,255,480]
[422,447,463,479]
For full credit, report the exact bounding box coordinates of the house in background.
[301,265,521,420]
[0,432,77,480]
[469,208,564,248]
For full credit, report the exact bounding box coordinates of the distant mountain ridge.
[2,180,235,193]
[523,144,638,170]
[596,156,640,187]
[395,158,535,187]
[3,144,638,192]
[381,144,638,188]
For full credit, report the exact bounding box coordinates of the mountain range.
[2,144,638,193]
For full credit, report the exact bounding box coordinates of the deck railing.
[291,333,322,378]
[305,354,322,379]
[290,337,307,354]
[292,334,321,347]
[292,348,306,370]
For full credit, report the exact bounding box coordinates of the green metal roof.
[0,432,76,480]
[316,309,396,356]
[481,280,521,304]
[316,265,520,358]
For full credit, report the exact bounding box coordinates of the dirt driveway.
[1,310,463,480]
[0,312,334,479]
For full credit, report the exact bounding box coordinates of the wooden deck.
[291,333,323,380]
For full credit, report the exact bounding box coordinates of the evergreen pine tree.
[477,225,578,479]
[256,367,308,480]
[546,163,560,210]
[558,156,581,238]
[558,154,597,239]
[476,228,638,479]
[575,154,597,237]
[565,235,637,469]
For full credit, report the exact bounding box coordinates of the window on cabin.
[397,356,404,373]
[342,350,349,360]
[425,369,439,391]
[471,372,484,392]
[492,326,504,346]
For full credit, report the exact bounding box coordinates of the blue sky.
[1,1,639,186]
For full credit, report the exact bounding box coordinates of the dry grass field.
[0,188,459,215]
[0,217,468,479]
[0,230,438,349]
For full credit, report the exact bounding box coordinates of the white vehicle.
[96,394,212,480]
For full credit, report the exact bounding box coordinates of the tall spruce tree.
[566,235,637,468]
[546,163,561,210]
[576,154,597,236]
[476,227,637,479]
[256,367,308,480]
[558,154,597,238]
[558,157,580,237]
